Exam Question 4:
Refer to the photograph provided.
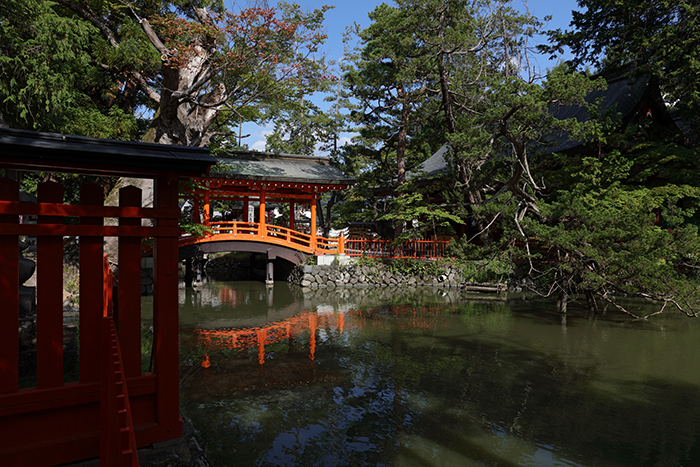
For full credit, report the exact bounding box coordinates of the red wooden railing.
[0,178,182,466]
[344,238,450,259]
[100,255,140,466]
[179,221,344,255]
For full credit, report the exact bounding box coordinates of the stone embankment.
[288,262,507,292]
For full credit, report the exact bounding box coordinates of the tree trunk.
[396,86,409,187]
[559,290,568,314]
[142,60,224,147]
[585,289,598,313]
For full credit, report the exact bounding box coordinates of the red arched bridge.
[178,153,451,274]
[178,221,345,265]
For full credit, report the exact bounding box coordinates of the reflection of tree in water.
[180,300,700,467]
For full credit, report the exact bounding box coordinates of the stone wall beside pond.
[288,262,465,288]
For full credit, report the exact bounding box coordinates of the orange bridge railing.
[179,221,344,255]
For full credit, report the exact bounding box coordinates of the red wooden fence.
[344,238,451,259]
[0,177,181,466]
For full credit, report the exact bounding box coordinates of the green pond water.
[167,281,700,466]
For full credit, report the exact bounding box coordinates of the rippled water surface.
[172,281,700,466]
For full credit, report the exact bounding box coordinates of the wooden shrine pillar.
[118,186,143,379]
[152,173,182,439]
[37,181,64,389]
[289,201,295,230]
[78,183,105,384]
[202,192,210,227]
[259,187,267,237]
[0,178,19,394]
[310,194,317,252]
[243,197,249,222]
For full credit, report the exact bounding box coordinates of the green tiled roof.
[212,150,354,185]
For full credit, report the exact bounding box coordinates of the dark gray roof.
[547,74,651,153]
[213,150,354,185]
[412,144,452,177]
[0,127,215,176]
[414,74,656,177]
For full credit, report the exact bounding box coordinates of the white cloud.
[251,139,266,151]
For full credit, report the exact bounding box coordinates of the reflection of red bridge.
[195,311,347,366]
[192,303,449,368]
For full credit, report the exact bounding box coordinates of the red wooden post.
[259,187,266,237]
[289,201,295,230]
[202,192,210,227]
[79,183,105,383]
[37,181,64,389]
[119,186,142,378]
[310,196,317,252]
[153,174,182,437]
[0,177,19,394]
[338,231,345,255]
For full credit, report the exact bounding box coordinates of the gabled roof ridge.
[219,149,334,163]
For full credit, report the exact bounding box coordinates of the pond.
[171,281,700,466]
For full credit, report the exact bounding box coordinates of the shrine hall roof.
[211,150,354,186]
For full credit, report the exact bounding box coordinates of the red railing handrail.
[100,255,140,467]
[180,225,451,259]
[180,221,342,255]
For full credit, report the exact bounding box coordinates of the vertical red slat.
[37,181,64,389]
[119,186,142,378]
[79,183,104,382]
[153,174,182,434]
[0,177,19,394]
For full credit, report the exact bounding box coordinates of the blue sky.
[234,0,582,152]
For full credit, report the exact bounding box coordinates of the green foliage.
[385,258,443,277]
[379,189,464,240]
[444,236,517,283]
[180,222,212,238]
[523,152,700,317]
[353,254,380,269]
[0,0,139,137]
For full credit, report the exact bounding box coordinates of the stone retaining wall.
[288,262,465,288]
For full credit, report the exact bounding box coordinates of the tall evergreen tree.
[345,3,435,188]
